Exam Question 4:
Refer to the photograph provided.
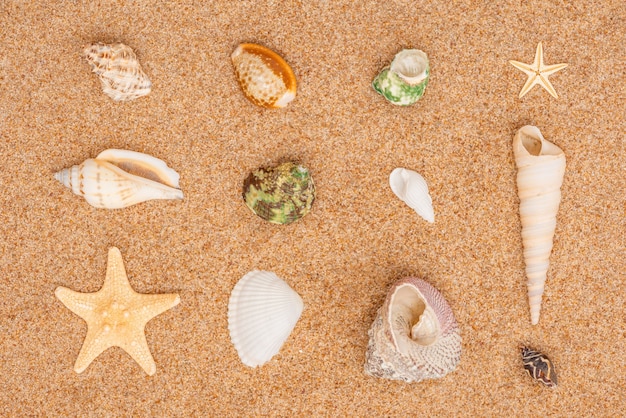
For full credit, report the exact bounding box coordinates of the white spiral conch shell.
[389,168,435,223]
[365,277,461,383]
[513,125,566,325]
[228,270,304,367]
[83,43,152,101]
[54,149,184,209]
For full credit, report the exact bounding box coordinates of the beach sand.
[0,1,624,415]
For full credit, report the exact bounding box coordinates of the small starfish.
[509,42,568,99]
[55,247,180,375]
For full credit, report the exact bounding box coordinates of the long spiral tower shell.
[513,126,566,325]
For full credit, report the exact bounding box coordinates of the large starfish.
[509,42,568,99]
[55,247,180,375]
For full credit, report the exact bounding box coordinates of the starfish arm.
[538,74,559,98]
[518,74,539,98]
[534,42,544,68]
[102,247,131,291]
[119,328,157,375]
[540,62,568,77]
[131,293,181,325]
[73,326,115,373]
[55,287,100,320]
[509,60,535,75]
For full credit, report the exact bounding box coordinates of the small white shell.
[365,277,461,383]
[389,168,435,223]
[390,49,429,85]
[228,270,304,367]
[83,43,152,101]
[54,149,183,209]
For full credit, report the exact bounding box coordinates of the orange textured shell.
[231,43,297,108]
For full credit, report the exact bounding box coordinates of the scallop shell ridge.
[228,270,304,367]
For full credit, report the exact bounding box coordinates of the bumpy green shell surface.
[243,162,315,224]
[372,68,429,106]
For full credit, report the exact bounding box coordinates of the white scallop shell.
[365,277,461,383]
[54,149,183,209]
[389,168,435,223]
[228,270,304,367]
[513,125,566,325]
[83,43,152,101]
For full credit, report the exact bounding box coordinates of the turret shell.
[54,149,183,209]
[242,162,315,224]
[83,43,152,101]
[365,277,461,383]
[231,43,297,108]
[513,126,566,325]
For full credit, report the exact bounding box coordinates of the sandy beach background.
[0,1,624,416]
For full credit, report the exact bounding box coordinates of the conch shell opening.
[55,149,183,209]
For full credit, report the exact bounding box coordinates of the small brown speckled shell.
[231,43,297,108]
[521,346,558,387]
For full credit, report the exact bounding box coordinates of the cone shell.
[365,277,461,383]
[389,168,435,223]
[83,43,152,101]
[372,49,430,106]
[228,270,304,367]
[243,162,315,224]
[513,126,566,325]
[231,43,297,108]
[54,149,184,209]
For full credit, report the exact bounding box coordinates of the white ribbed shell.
[228,270,304,367]
[83,43,152,101]
[390,49,429,85]
[389,168,435,223]
[513,126,566,325]
[54,149,183,209]
[365,277,461,383]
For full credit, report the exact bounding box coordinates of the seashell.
[372,49,430,106]
[389,168,435,223]
[365,277,461,383]
[243,162,315,224]
[521,346,558,387]
[513,126,566,325]
[83,43,152,101]
[231,43,297,108]
[54,149,183,209]
[228,270,304,367]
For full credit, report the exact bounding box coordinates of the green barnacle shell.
[372,49,430,106]
[243,162,315,225]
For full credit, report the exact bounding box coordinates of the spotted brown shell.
[521,346,558,387]
[242,162,315,224]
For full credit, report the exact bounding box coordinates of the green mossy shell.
[243,162,315,224]
[372,68,429,106]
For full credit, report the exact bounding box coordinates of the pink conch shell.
[513,125,566,325]
[365,277,461,382]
